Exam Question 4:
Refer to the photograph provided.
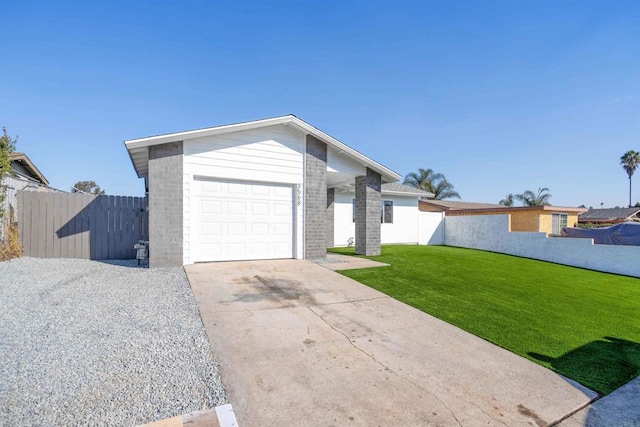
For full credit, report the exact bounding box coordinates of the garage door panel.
[273,223,291,236]
[194,179,294,262]
[250,242,269,255]
[201,243,222,257]
[252,202,269,215]
[227,201,247,215]
[273,202,291,217]
[201,222,221,237]
[227,182,249,194]
[227,222,246,235]
[201,181,222,195]
[227,242,247,256]
[251,223,270,235]
[201,200,221,214]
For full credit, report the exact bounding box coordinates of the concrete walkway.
[186,259,597,426]
[317,253,389,271]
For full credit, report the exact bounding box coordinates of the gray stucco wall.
[304,135,328,259]
[355,168,381,256]
[148,141,183,267]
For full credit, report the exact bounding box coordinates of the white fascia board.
[382,190,429,197]
[124,116,294,149]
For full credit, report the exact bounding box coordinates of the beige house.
[419,200,586,236]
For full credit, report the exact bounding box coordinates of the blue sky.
[1,1,638,207]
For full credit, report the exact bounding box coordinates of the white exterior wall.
[183,125,305,264]
[333,192,420,247]
[418,211,445,245]
[445,214,640,278]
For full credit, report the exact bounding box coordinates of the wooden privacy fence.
[17,191,148,260]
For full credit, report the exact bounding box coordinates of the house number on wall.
[296,184,302,206]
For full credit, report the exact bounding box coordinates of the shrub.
[0,213,22,261]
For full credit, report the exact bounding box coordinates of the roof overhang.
[124,115,401,182]
[9,152,49,186]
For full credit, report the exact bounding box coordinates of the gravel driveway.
[0,257,227,426]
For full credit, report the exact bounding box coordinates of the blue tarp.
[561,222,640,245]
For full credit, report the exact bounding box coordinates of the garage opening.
[193,178,294,262]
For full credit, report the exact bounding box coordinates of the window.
[351,199,394,224]
[551,213,567,235]
[382,200,393,223]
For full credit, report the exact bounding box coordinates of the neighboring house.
[333,183,433,247]
[124,115,404,267]
[419,200,586,236]
[2,152,53,219]
[577,207,640,226]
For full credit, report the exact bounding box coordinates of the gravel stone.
[0,257,228,426]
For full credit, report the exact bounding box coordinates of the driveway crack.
[307,305,463,426]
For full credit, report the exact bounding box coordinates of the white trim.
[124,115,401,182]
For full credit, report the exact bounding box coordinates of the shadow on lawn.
[529,336,640,396]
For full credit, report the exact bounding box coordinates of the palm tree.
[403,168,461,200]
[515,187,552,206]
[499,194,515,206]
[620,150,640,207]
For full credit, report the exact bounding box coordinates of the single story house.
[577,207,640,226]
[125,115,416,267]
[419,200,586,236]
[2,152,53,218]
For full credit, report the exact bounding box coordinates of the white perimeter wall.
[182,125,305,264]
[445,214,640,278]
[334,192,421,246]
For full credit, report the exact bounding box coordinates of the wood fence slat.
[17,190,24,248]
[44,192,54,258]
[114,196,122,259]
[81,194,92,259]
[36,194,46,257]
[87,195,95,260]
[99,195,108,260]
[124,196,134,259]
[22,192,33,256]
[107,196,115,260]
[52,193,61,258]
[72,194,82,258]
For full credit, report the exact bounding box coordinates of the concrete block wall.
[326,188,335,249]
[445,214,640,278]
[148,141,184,267]
[304,135,328,259]
[355,167,381,256]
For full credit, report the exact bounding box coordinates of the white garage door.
[193,178,294,262]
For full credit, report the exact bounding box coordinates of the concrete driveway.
[186,259,597,426]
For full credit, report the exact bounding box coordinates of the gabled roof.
[9,152,49,186]
[578,208,640,222]
[124,115,401,182]
[381,183,434,198]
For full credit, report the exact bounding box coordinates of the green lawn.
[329,245,640,395]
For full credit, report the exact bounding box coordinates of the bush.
[0,214,22,261]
